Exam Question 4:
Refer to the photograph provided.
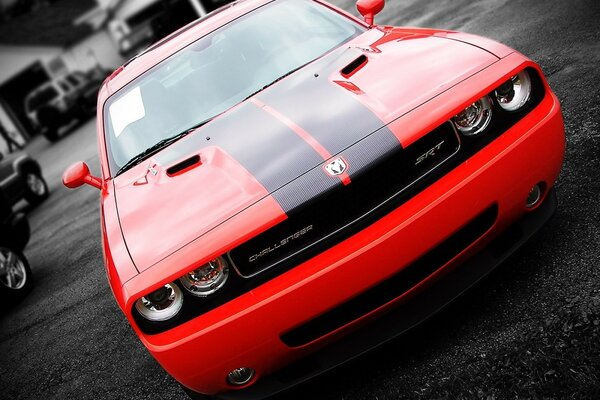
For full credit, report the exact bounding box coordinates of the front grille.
[229,122,460,277]
[280,204,498,347]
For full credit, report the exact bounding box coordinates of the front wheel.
[24,171,49,205]
[0,247,33,303]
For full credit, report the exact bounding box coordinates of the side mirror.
[63,161,102,190]
[356,0,385,26]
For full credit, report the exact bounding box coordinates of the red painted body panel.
[114,146,281,270]
[389,52,535,147]
[101,181,138,304]
[128,83,564,395]
[76,0,566,397]
[337,29,498,123]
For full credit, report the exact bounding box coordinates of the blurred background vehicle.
[109,0,232,58]
[0,149,48,206]
[23,72,98,142]
[1,0,236,148]
[0,189,32,303]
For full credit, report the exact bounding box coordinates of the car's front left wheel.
[24,171,49,205]
[0,247,33,303]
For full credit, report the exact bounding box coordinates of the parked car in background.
[0,150,48,206]
[0,190,32,302]
[108,0,233,59]
[24,73,93,142]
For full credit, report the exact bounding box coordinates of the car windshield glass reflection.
[104,0,364,175]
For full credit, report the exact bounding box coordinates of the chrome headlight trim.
[495,70,532,112]
[135,283,183,321]
[179,257,230,297]
[452,95,493,136]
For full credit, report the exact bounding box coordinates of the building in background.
[0,0,232,148]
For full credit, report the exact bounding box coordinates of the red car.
[63,0,565,398]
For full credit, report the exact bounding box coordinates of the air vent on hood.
[166,154,201,176]
[341,54,368,78]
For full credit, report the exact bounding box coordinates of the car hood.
[114,31,498,271]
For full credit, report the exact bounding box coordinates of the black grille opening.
[229,122,460,277]
[280,204,498,347]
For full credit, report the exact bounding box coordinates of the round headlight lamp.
[179,257,229,297]
[135,283,183,321]
[495,70,532,111]
[453,96,493,136]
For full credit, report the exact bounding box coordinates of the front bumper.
[221,188,557,400]
[131,72,565,396]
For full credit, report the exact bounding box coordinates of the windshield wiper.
[115,118,213,176]
[243,65,305,103]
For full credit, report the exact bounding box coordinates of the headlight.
[135,283,183,321]
[179,257,229,297]
[452,96,493,136]
[495,70,532,111]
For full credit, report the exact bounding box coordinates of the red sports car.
[63,0,565,398]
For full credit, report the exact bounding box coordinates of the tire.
[23,170,49,205]
[0,247,33,303]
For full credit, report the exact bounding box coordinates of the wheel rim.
[0,248,27,290]
[26,173,46,196]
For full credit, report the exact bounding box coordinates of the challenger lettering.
[249,225,314,262]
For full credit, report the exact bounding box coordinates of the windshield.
[103,0,364,175]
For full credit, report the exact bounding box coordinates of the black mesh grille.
[229,122,460,277]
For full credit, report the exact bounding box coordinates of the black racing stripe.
[340,124,401,179]
[156,46,400,214]
[271,163,340,215]
[258,46,387,156]
[154,101,324,194]
[273,124,400,215]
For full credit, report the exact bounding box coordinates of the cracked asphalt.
[1,0,598,399]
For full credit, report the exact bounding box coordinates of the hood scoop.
[166,154,201,176]
[341,54,368,78]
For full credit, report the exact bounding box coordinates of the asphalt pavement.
[1,0,599,399]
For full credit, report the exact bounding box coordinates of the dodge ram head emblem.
[325,157,347,176]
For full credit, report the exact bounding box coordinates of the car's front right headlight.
[494,70,532,112]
